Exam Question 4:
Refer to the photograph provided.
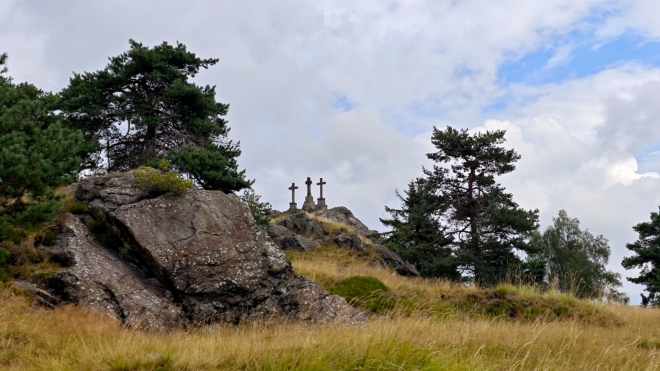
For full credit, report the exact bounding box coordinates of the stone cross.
[317,178,326,199]
[288,183,298,203]
[302,177,316,211]
[305,177,313,197]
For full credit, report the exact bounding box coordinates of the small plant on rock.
[240,189,272,229]
[133,159,193,194]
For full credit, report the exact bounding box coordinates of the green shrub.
[66,201,88,214]
[0,268,11,283]
[133,159,193,194]
[327,276,396,314]
[239,189,272,229]
[0,222,26,244]
[0,247,9,265]
[35,229,58,246]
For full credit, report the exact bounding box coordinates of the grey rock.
[267,223,292,240]
[372,245,420,277]
[46,214,187,331]
[270,206,419,277]
[279,279,366,324]
[55,171,364,327]
[275,211,325,239]
[274,235,317,251]
[334,233,366,251]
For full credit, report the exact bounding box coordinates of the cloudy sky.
[3,0,660,302]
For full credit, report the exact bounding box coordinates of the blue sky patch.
[332,94,356,112]
[498,33,660,86]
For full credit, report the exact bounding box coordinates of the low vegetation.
[310,214,357,236]
[289,245,620,327]
[133,159,193,194]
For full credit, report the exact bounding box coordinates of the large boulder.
[45,171,365,328]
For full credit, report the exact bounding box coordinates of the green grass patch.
[326,276,397,314]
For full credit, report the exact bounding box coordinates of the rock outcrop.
[37,172,365,330]
[269,207,420,277]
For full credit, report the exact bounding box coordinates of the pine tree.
[382,126,538,284]
[380,178,459,279]
[0,55,83,226]
[622,208,660,305]
[57,40,252,192]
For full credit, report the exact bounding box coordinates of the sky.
[2,0,660,303]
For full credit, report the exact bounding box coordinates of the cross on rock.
[288,183,298,203]
[317,178,326,199]
[305,177,313,197]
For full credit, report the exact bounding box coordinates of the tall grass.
[1,290,659,370]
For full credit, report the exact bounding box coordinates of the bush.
[0,223,25,244]
[327,276,396,314]
[133,159,193,194]
[61,196,88,214]
[0,268,10,283]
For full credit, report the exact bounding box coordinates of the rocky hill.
[266,207,419,277]
[17,171,366,331]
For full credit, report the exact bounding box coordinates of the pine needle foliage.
[57,40,252,193]
[0,54,83,227]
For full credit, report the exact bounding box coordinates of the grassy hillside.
[1,213,659,370]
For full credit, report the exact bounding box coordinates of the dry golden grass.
[308,214,358,236]
[1,245,659,370]
[1,289,659,370]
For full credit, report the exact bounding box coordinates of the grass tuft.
[309,214,357,236]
